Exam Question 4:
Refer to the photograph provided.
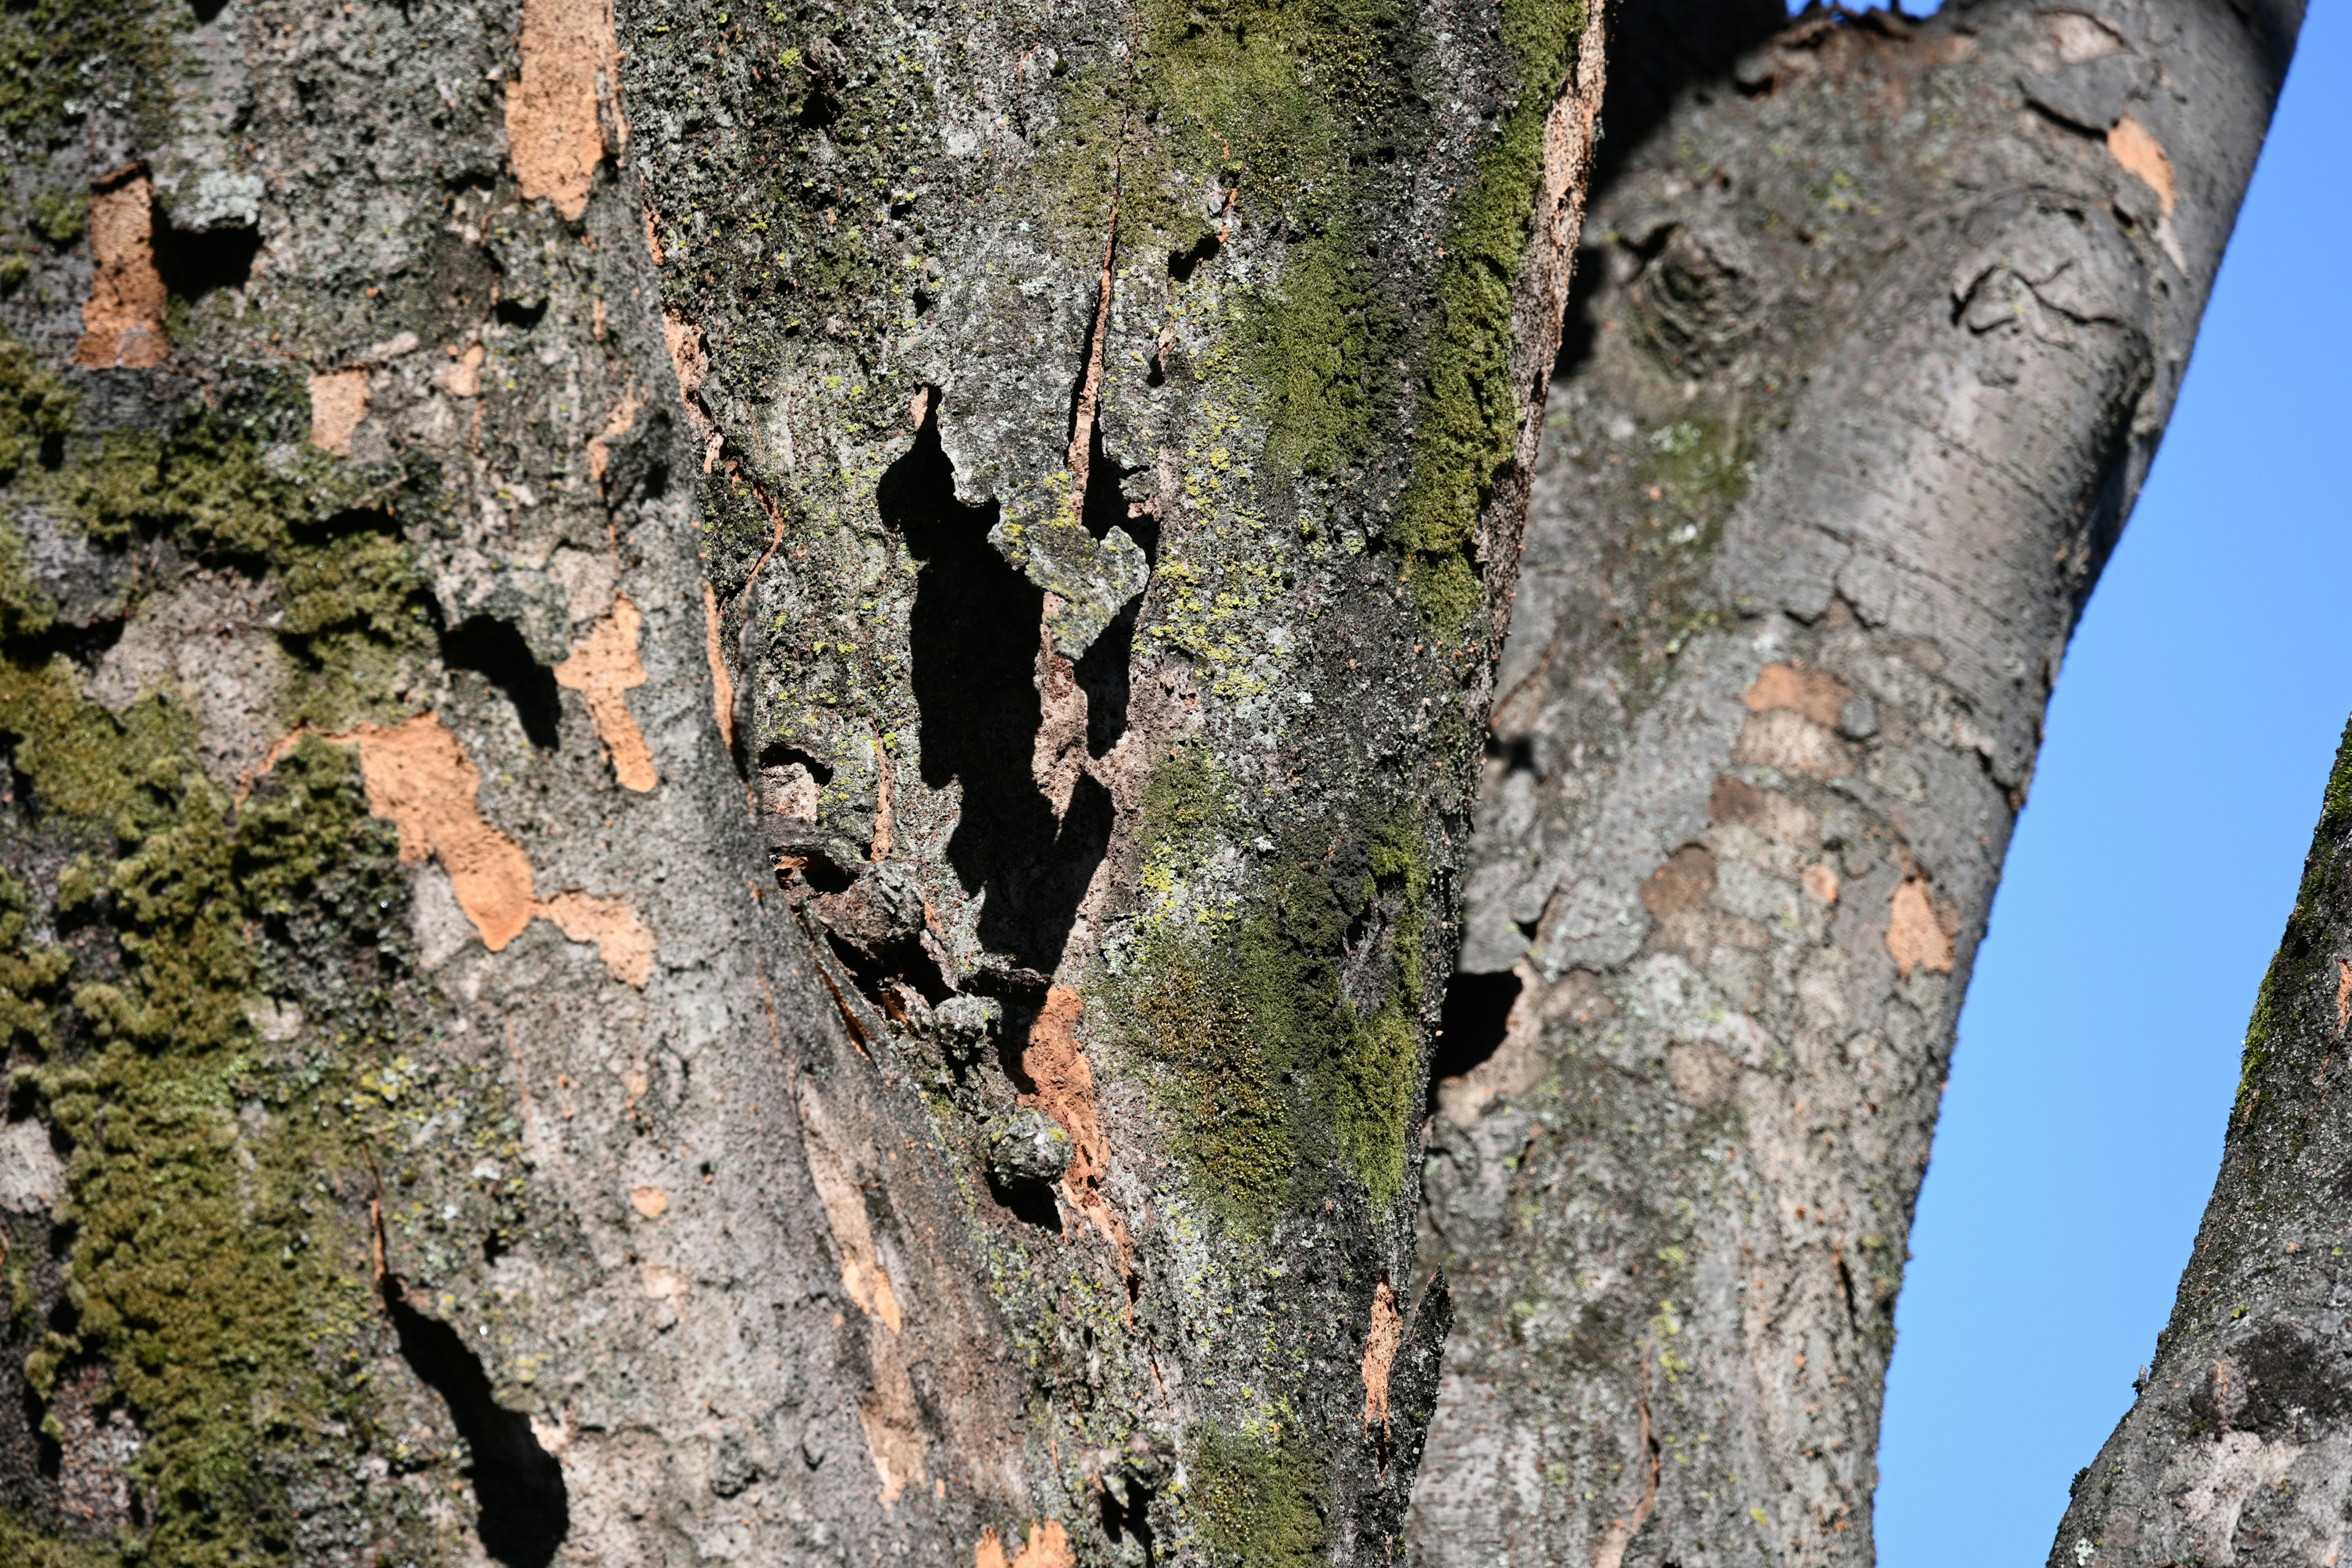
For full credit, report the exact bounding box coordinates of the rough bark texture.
[0,0,1605,1566]
[2048,727,2352,1562]
[1406,1,2296,1563]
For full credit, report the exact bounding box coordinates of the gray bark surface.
[1406,1,2295,1562]
[0,0,1607,1566]
[2046,739,2352,1561]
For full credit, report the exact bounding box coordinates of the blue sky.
[1871,4,2352,1562]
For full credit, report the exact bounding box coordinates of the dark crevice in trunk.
[884,403,1111,975]
[153,219,260,305]
[1428,968,1521,1107]
[387,1280,569,1568]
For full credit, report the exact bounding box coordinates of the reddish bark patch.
[977,1521,1074,1568]
[555,594,657,792]
[2109,115,2178,215]
[701,582,736,753]
[256,715,656,985]
[74,175,168,369]
[307,369,370,454]
[1886,876,1955,978]
[1019,986,1133,1268]
[1742,662,1850,726]
[342,713,537,949]
[503,0,617,219]
[1362,1282,1402,1436]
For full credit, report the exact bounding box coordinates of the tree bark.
[1407,1,2296,1563]
[2047,725,2352,1562]
[0,0,1605,1566]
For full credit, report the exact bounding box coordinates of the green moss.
[9,363,435,729]
[4,710,395,1566]
[1123,927,1300,1231]
[0,870,70,1050]
[0,334,75,481]
[1136,744,1237,863]
[0,327,426,1561]
[0,655,194,823]
[0,519,55,638]
[0,0,176,148]
[28,189,84,245]
[1393,0,1588,631]
[1187,1428,1330,1567]
[1120,812,1431,1227]
[0,1511,119,1568]
[1238,235,1387,479]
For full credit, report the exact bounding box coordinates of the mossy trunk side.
[0,0,1607,1564]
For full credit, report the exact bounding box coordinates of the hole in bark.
[387,1281,568,1568]
[439,616,563,750]
[884,403,1111,973]
[1167,232,1219,282]
[1099,1477,1155,1559]
[797,86,841,130]
[154,217,260,303]
[494,295,549,331]
[987,1170,1065,1232]
[1428,970,1520,1106]
[186,0,227,19]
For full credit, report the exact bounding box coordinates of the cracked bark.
[0,0,1605,1566]
[1410,0,2296,1563]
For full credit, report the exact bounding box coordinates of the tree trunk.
[0,0,1605,1565]
[1406,1,2296,1563]
[2046,721,2352,1561]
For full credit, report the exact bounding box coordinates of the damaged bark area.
[627,0,1608,1553]
[1411,0,2296,1563]
[0,0,1604,1566]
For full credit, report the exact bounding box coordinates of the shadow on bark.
[884,403,1112,976]
[1428,968,1523,1104]
[387,1281,568,1568]
[439,615,564,750]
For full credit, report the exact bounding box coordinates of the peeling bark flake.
[307,370,371,454]
[74,175,168,369]
[257,714,655,985]
[1362,1282,1403,1436]
[702,582,737,752]
[504,0,618,220]
[1742,663,1852,726]
[555,594,658,792]
[976,1521,1074,1568]
[1019,987,1133,1270]
[1885,876,1955,978]
[2109,114,2179,215]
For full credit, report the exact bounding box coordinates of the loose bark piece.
[1414,0,2299,1562]
[307,369,371,453]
